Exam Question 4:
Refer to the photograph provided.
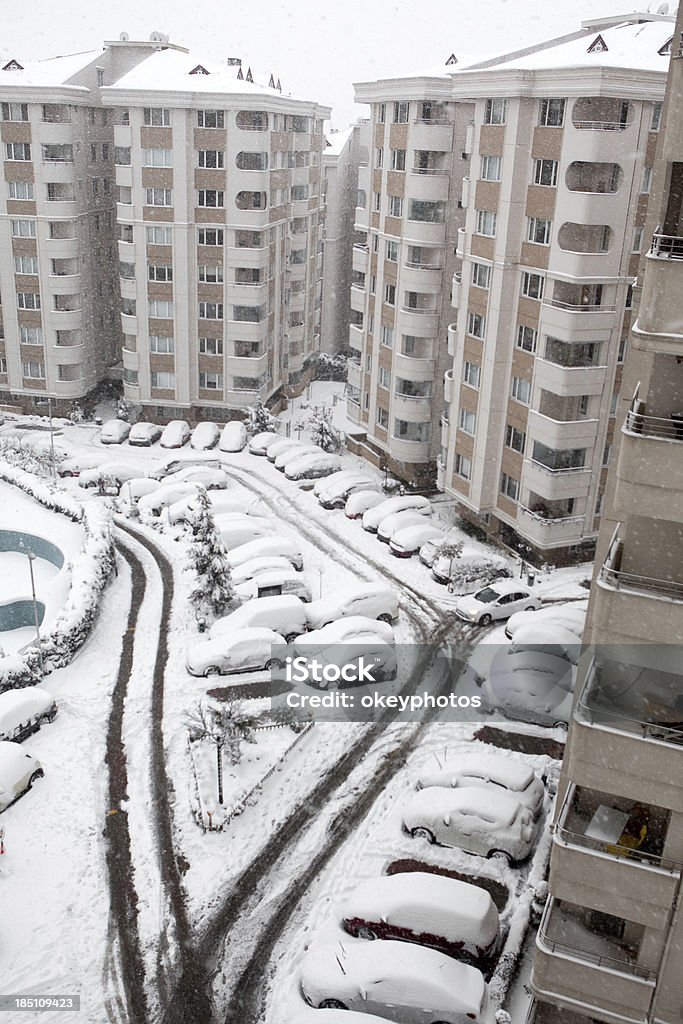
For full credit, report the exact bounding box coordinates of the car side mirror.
[443,814,451,826]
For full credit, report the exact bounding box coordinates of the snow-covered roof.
[0,49,100,89]
[407,785,522,828]
[324,125,355,156]
[419,751,537,793]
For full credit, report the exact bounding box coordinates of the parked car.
[78,462,139,491]
[345,490,386,520]
[191,422,220,450]
[163,466,229,490]
[234,569,312,603]
[57,454,103,478]
[362,495,431,532]
[150,453,221,480]
[419,536,447,567]
[306,584,399,630]
[319,476,380,509]
[160,419,191,449]
[266,437,308,462]
[100,419,131,445]
[301,939,489,1022]
[313,469,362,497]
[274,444,321,470]
[219,421,247,452]
[232,556,296,586]
[416,751,545,818]
[138,483,200,516]
[226,537,304,572]
[209,595,308,642]
[293,615,395,653]
[0,741,44,813]
[455,581,541,625]
[168,494,249,526]
[482,647,576,728]
[504,601,587,641]
[0,687,57,743]
[215,514,276,550]
[248,430,280,455]
[302,640,397,687]
[377,510,432,544]
[288,1012,397,1024]
[285,452,342,481]
[128,422,162,447]
[391,523,444,558]
[341,871,500,960]
[186,628,286,677]
[403,786,534,864]
[119,477,161,502]
[509,623,582,665]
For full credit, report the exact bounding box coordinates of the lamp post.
[26,551,44,673]
[47,397,56,482]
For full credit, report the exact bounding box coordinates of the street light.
[26,551,44,673]
[47,397,56,482]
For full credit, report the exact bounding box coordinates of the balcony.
[527,409,599,449]
[614,396,683,522]
[524,460,592,501]
[51,343,84,365]
[393,391,432,418]
[451,272,461,308]
[227,281,267,303]
[350,284,366,314]
[635,239,683,353]
[444,368,454,404]
[347,359,361,390]
[403,219,446,245]
[406,172,449,201]
[525,999,598,1024]
[348,323,363,350]
[409,120,453,151]
[518,505,586,547]
[571,98,633,133]
[447,322,458,357]
[393,350,435,378]
[398,305,439,333]
[535,358,607,398]
[226,245,269,269]
[54,377,87,399]
[45,236,78,259]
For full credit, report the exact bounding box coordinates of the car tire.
[553,720,569,731]
[357,926,377,941]
[284,633,299,644]
[61,470,73,478]
[488,849,512,866]
[204,667,221,677]
[411,826,435,843]
[319,1000,347,1010]
[28,769,44,788]
[524,605,536,612]
[378,613,393,624]
[479,614,492,626]
[264,659,283,671]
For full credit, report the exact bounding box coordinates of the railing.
[519,505,584,526]
[410,166,448,175]
[527,458,590,475]
[405,261,442,270]
[624,408,683,440]
[412,117,452,125]
[554,821,682,875]
[538,355,606,371]
[395,391,432,401]
[577,659,683,746]
[599,564,683,601]
[538,900,656,980]
[650,233,683,259]
[353,243,369,253]
[573,120,629,131]
[400,306,438,315]
[545,298,616,313]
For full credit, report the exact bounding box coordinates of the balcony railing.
[577,657,683,746]
[538,900,656,981]
[599,564,683,602]
[411,166,448,175]
[573,120,628,131]
[400,306,438,315]
[405,261,442,270]
[519,505,584,526]
[650,233,683,259]
[545,298,616,313]
[412,117,452,126]
[624,408,683,440]
[528,458,590,476]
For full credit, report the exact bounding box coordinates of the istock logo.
[284,655,377,686]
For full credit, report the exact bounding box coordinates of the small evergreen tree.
[244,396,278,436]
[186,698,261,804]
[186,489,237,619]
[307,406,341,453]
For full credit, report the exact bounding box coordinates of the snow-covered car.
[149,453,222,480]
[416,751,545,818]
[509,623,582,666]
[168,494,248,526]
[284,452,342,481]
[376,510,430,544]
[0,741,44,813]
[504,601,587,641]
[301,939,489,1022]
[119,477,161,502]
[390,523,445,558]
[219,421,247,452]
[403,786,535,864]
[482,647,577,728]
[274,444,321,470]
[100,418,131,445]
[191,422,220,450]
[319,476,380,509]
[232,556,296,586]
[57,454,103,478]
[138,483,200,516]
[345,490,387,520]
[288,1013,397,1024]
[160,419,191,449]
[210,595,308,642]
[313,469,361,497]
[234,569,312,603]
[362,495,431,532]
[432,547,510,588]
[127,422,162,447]
[341,871,500,960]
[163,466,229,490]
[419,536,447,567]
[0,686,57,743]
[78,462,139,491]
[186,628,286,677]
[227,537,304,573]
[306,584,399,630]
[292,615,395,653]
[455,581,540,625]
[248,430,280,455]
[266,437,307,462]
[215,513,276,550]
[304,641,397,687]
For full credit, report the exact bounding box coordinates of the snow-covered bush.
[186,489,237,620]
[448,558,511,589]
[306,406,342,453]
[0,437,65,479]
[311,352,348,382]
[244,396,278,435]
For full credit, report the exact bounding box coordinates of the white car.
[216,514,276,550]
[160,419,191,449]
[227,537,304,573]
[390,523,444,558]
[292,615,395,653]
[234,569,312,603]
[504,601,587,641]
[362,495,431,532]
[306,584,399,630]
[419,536,446,567]
[186,628,286,676]
[284,452,341,480]
[509,623,582,665]
[301,940,489,1022]
[210,595,308,642]
[274,444,321,470]
[377,510,432,544]
[300,640,397,687]
[138,482,200,516]
[128,422,162,447]
[266,437,308,462]
[120,478,161,502]
[319,476,380,509]
[0,686,57,743]
[482,647,577,728]
[455,581,540,625]
[345,490,386,520]
[232,556,298,586]
[78,461,139,490]
[57,454,103,478]
[219,421,247,452]
[150,453,221,480]
[248,430,280,455]
[416,751,545,818]
[191,422,220,450]
[0,741,44,813]
[288,1013,396,1024]
[313,470,362,497]
[168,494,247,525]
[163,466,229,490]
[100,418,131,445]
[403,786,535,864]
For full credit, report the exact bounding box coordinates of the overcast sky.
[3,1,668,126]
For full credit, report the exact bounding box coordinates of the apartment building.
[100,43,330,419]
[351,13,672,560]
[529,9,683,1024]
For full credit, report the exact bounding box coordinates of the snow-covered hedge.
[0,464,115,690]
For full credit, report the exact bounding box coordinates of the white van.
[227,537,304,572]
[0,687,57,743]
[234,569,312,603]
[209,595,308,642]
[306,583,399,630]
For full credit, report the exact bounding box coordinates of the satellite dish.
[119,31,130,41]
[149,31,164,42]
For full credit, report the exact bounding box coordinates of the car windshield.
[475,587,499,603]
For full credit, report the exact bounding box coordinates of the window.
[378,103,386,123]
[198,150,225,169]
[393,101,409,123]
[386,240,399,262]
[373,191,381,212]
[198,265,224,283]
[527,217,552,245]
[651,102,662,131]
[198,302,223,320]
[505,424,526,452]
[8,181,34,200]
[144,107,170,126]
[22,360,45,379]
[90,144,97,163]
[408,199,444,222]
[146,225,173,245]
[199,371,223,390]
[142,148,172,167]
[118,186,132,205]
[476,209,497,236]
[452,453,471,480]
[467,311,486,339]
[394,419,430,442]
[17,292,40,309]
[380,325,394,348]
[1,102,28,121]
[198,189,224,208]
[578,395,589,417]
[146,188,172,207]
[149,335,174,354]
[539,98,565,127]
[5,142,31,161]
[603,443,611,466]
[377,407,389,429]
[198,227,224,246]
[236,151,268,170]
[617,336,627,363]
[389,195,403,217]
[14,256,38,275]
[481,155,502,181]
[97,68,105,86]
[391,148,406,171]
[290,185,309,201]
[42,143,72,162]
[378,366,391,389]
[511,376,531,404]
[119,261,135,280]
[20,326,43,345]
[484,98,507,125]
[148,264,173,282]
[121,298,136,316]
[0,358,6,373]
[149,300,174,318]
[534,159,558,187]
[625,284,634,309]
[459,409,476,435]
[595,492,603,516]
[463,361,481,388]
[150,371,175,389]
[102,143,109,161]
[641,165,652,194]
[500,472,519,501]
[610,389,619,416]
[384,283,396,305]
[91,178,99,196]
[199,337,224,355]
[471,262,491,289]
[516,325,537,353]
[197,109,224,128]
[375,147,383,168]
[521,271,544,300]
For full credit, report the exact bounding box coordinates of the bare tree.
[186,698,261,804]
